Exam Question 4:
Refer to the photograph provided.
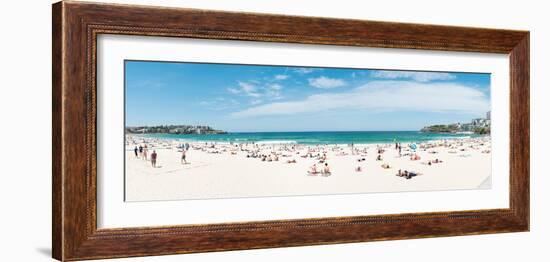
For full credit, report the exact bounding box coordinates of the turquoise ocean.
[133,131,484,145]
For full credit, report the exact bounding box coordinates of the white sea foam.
[255,140,298,145]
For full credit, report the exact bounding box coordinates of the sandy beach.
[124,135,491,202]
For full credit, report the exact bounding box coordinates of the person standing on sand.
[398,144,402,156]
[143,145,148,161]
[138,145,143,157]
[181,150,187,164]
[134,146,138,158]
[151,150,157,168]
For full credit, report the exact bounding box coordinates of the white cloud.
[268,84,282,91]
[274,74,289,80]
[231,80,489,118]
[371,70,456,82]
[228,81,283,100]
[227,88,241,94]
[238,81,257,93]
[308,76,347,89]
[250,99,263,105]
[265,84,283,100]
[292,68,318,74]
[227,81,261,97]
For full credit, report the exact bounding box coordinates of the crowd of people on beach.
[131,141,193,168]
[133,144,158,167]
[127,136,491,181]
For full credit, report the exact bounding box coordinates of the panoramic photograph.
[124,60,492,202]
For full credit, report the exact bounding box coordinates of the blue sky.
[125,60,491,132]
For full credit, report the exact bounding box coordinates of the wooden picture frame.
[52,1,529,261]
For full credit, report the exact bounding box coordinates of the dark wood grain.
[52,1,530,261]
[52,2,63,260]
[509,34,530,226]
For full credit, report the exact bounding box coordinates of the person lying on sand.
[381,163,391,169]
[410,154,421,161]
[397,169,404,177]
[286,159,297,164]
[397,169,421,179]
[405,170,420,179]
[376,154,383,161]
[421,158,440,165]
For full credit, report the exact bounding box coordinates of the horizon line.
[126,129,421,133]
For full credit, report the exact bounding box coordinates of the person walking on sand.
[143,145,148,161]
[185,142,190,151]
[134,146,138,158]
[398,144,402,156]
[181,149,187,164]
[151,150,157,168]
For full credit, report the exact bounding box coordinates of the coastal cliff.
[126,125,227,135]
[421,113,491,135]
[420,124,460,133]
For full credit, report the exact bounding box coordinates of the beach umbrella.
[410,143,417,151]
